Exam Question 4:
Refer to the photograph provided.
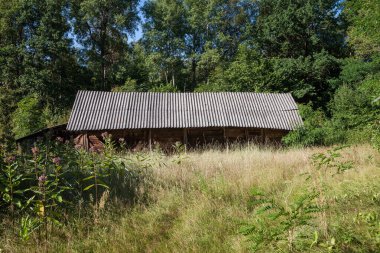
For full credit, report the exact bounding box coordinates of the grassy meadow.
[1,144,380,252]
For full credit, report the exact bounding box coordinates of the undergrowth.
[0,142,379,252]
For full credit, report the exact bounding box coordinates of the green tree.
[345,0,380,57]
[248,0,347,108]
[142,0,187,90]
[0,0,27,149]
[0,0,89,141]
[329,73,380,144]
[269,51,341,107]
[20,0,87,109]
[72,0,140,90]
[12,94,45,139]
[255,0,346,58]
[183,0,257,90]
[198,45,269,92]
[142,0,257,91]
[115,44,149,90]
[282,104,332,146]
[331,0,380,143]
[0,88,16,151]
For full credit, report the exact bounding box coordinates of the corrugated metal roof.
[67,91,303,131]
[16,123,68,142]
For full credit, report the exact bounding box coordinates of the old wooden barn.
[67,91,303,151]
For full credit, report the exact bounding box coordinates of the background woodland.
[0,0,379,147]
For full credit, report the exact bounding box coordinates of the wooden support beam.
[83,133,89,151]
[260,129,265,144]
[245,129,249,148]
[183,128,188,153]
[148,129,152,152]
[223,128,229,153]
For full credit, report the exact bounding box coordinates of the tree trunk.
[191,58,197,91]
[100,14,108,90]
[101,43,106,90]
[164,70,168,84]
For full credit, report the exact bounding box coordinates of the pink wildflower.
[89,146,100,153]
[38,174,47,186]
[5,155,16,164]
[31,146,39,155]
[52,156,61,165]
[75,144,83,150]
[101,132,110,140]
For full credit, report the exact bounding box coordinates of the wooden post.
[83,133,89,151]
[245,129,249,148]
[223,128,229,153]
[17,142,22,154]
[183,128,188,153]
[148,129,152,152]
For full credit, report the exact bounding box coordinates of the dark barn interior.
[73,127,289,152]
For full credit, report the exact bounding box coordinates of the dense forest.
[0,0,379,148]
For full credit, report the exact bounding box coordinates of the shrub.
[241,188,320,252]
[12,94,45,139]
[282,104,343,147]
[0,135,153,242]
[241,146,356,252]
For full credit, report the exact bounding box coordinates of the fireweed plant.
[0,133,154,242]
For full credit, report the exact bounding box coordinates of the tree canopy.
[0,0,379,146]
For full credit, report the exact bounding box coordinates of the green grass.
[1,145,380,252]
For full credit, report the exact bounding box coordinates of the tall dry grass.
[1,145,380,252]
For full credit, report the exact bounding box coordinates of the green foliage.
[254,0,346,58]
[112,78,138,92]
[200,48,341,108]
[0,158,28,220]
[311,145,354,176]
[0,144,379,252]
[20,0,85,107]
[338,56,380,85]
[0,87,16,151]
[327,180,380,252]
[201,46,269,92]
[0,0,90,142]
[242,146,356,252]
[142,0,258,91]
[114,44,155,91]
[354,211,380,247]
[241,188,321,252]
[284,55,380,147]
[19,215,41,241]
[270,51,341,106]
[1,0,376,150]
[329,72,380,144]
[11,96,69,140]
[0,135,154,242]
[0,0,378,151]
[12,94,45,139]
[72,0,140,90]
[345,0,380,57]
[150,83,179,92]
[283,104,334,147]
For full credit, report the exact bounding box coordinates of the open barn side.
[73,127,289,152]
